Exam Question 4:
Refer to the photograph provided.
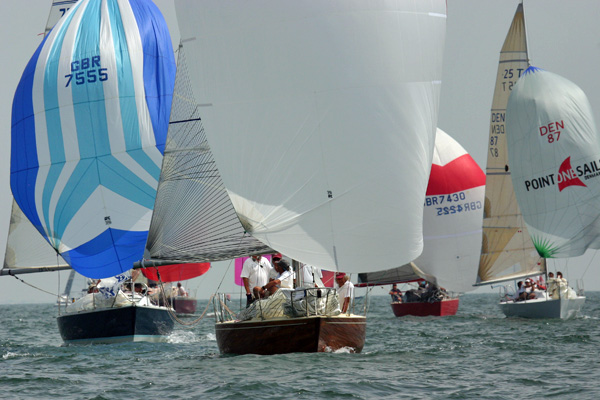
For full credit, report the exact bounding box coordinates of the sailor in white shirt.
[241,255,273,307]
[256,259,293,298]
[335,272,354,313]
[301,264,323,288]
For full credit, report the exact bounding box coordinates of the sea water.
[1,293,599,399]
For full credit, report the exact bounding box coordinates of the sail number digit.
[539,120,563,144]
[434,201,482,216]
[424,192,482,215]
[490,112,505,157]
[64,56,108,87]
[501,68,525,92]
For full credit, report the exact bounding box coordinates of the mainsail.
[506,66,600,258]
[0,200,70,276]
[44,0,79,36]
[11,0,176,279]
[173,1,447,272]
[476,3,543,285]
[358,129,486,293]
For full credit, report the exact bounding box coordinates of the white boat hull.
[499,296,585,319]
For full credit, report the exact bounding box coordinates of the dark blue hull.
[57,305,174,344]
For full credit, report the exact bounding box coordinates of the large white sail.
[174,1,447,272]
[506,66,600,258]
[358,129,485,293]
[476,4,543,285]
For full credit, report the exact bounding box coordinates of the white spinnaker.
[507,67,600,258]
[175,0,446,272]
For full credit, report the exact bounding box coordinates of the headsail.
[358,129,485,293]
[506,66,600,258]
[143,44,272,265]
[11,0,176,279]
[476,4,543,286]
[174,1,447,272]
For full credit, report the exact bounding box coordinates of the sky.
[1,0,600,304]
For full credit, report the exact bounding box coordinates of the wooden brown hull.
[391,298,459,317]
[215,315,366,355]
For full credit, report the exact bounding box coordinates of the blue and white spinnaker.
[11,0,176,278]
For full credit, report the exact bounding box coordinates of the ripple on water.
[0,295,599,399]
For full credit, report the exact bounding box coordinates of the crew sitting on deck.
[517,279,536,301]
[254,258,293,298]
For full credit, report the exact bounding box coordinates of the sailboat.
[142,263,210,314]
[475,3,585,319]
[7,0,179,343]
[137,0,447,354]
[357,129,485,317]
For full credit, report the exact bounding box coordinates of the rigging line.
[580,251,596,280]
[8,272,59,297]
[214,232,253,295]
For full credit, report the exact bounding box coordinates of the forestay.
[477,4,543,286]
[175,0,447,272]
[11,0,176,278]
[506,66,600,258]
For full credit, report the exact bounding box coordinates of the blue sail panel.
[10,0,176,278]
[61,229,150,279]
